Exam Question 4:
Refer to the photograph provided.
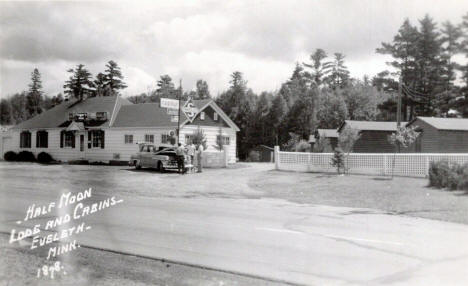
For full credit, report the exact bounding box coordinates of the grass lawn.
[0,234,283,286]
[248,169,468,225]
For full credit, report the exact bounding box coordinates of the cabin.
[405,117,468,153]
[250,145,274,162]
[311,129,338,152]
[1,96,239,164]
[338,120,404,153]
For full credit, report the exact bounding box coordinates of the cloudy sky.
[1,0,467,99]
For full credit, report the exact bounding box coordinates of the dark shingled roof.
[112,99,214,128]
[112,103,180,127]
[409,117,468,131]
[339,120,405,132]
[12,96,124,130]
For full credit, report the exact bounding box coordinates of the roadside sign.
[182,97,198,122]
[167,109,179,115]
[170,115,179,123]
[160,98,179,109]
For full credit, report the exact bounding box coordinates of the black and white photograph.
[1,0,468,285]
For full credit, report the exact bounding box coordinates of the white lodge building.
[1,96,239,164]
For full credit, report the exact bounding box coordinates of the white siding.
[104,128,174,162]
[180,125,237,163]
[2,126,237,164]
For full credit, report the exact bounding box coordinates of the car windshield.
[154,148,176,155]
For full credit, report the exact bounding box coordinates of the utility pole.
[397,76,402,128]
[177,79,182,145]
[396,76,402,154]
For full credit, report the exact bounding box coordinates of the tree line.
[2,13,468,160]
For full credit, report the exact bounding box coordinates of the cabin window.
[185,135,193,144]
[200,112,205,120]
[90,130,105,148]
[161,134,170,144]
[145,134,154,143]
[216,135,230,145]
[64,132,75,148]
[36,130,48,148]
[124,135,133,144]
[214,112,218,121]
[20,131,31,148]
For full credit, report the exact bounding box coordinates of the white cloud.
[1,0,468,98]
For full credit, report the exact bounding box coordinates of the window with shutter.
[20,131,31,148]
[36,131,48,148]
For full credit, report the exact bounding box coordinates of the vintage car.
[129,143,192,172]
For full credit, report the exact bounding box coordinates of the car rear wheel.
[157,161,165,172]
[135,161,141,170]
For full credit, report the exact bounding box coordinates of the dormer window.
[214,112,218,121]
[96,112,107,121]
[69,113,74,121]
[75,112,87,121]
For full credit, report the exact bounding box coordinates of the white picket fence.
[274,147,468,177]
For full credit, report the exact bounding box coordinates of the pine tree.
[323,53,350,89]
[156,75,176,99]
[377,19,420,120]
[63,64,95,101]
[26,68,43,116]
[104,60,127,94]
[303,48,328,86]
[195,79,211,99]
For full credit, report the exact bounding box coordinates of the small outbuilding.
[250,145,274,162]
[311,129,339,152]
[338,120,404,153]
[405,117,468,153]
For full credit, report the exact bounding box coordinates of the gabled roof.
[316,129,339,138]
[11,96,124,130]
[338,120,405,132]
[180,100,240,132]
[407,117,468,131]
[112,103,181,128]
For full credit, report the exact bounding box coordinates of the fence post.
[383,155,387,175]
[222,145,228,167]
[425,156,430,177]
[274,146,280,170]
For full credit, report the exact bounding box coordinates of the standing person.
[176,143,185,174]
[196,144,204,173]
[187,142,195,166]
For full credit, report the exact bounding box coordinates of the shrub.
[429,160,452,189]
[330,147,345,174]
[428,160,468,191]
[17,151,36,162]
[247,150,260,162]
[4,151,17,161]
[3,151,18,162]
[294,140,311,152]
[37,152,54,163]
[457,163,468,191]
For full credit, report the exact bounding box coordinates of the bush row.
[3,151,54,163]
[428,160,468,191]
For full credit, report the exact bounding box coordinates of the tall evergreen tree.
[26,68,43,116]
[195,79,211,99]
[323,53,350,89]
[303,48,328,86]
[377,19,419,120]
[156,75,176,99]
[63,64,95,101]
[103,60,127,94]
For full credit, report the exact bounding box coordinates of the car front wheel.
[157,161,165,172]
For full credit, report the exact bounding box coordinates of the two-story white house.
[1,96,239,164]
